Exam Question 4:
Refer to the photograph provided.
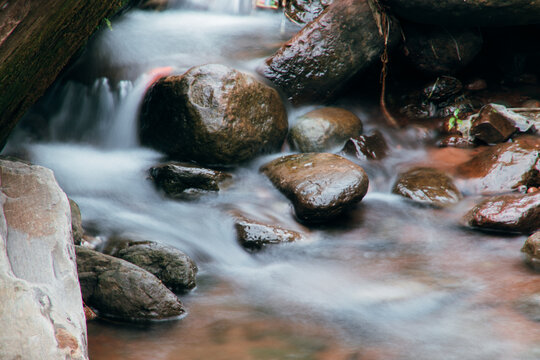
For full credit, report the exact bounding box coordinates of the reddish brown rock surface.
[341,130,389,161]
[470,104,517,144]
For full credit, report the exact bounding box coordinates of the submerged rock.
[384,0,540,27]
[402,23,482,76]
[0,160,87,360]
[259,0,399,104]
[234,216,304,251]
[456,137,540,194]
[149,162,231,199]
[288,107,363,152]
[470,104,518,144]
[284,0,333,25]
[140,64,288,165]
[515,293,540,322]
[522,232,540,271]
[464,192,540,234]
[75,246,185,320]
[392,167,461,206]
[341,130,389,161]
[261,153,369,223]
[103,237,198,293]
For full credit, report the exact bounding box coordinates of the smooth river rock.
[140,64,288,165]
[456,137,540,195]
[288,107,363,152]
[75,246,185,320]
[392,167,461,206]
[470,104,517,144]
[383,0,540,27]
[103,237,198,293]
[234,216,304,251]
[0,160,87,360]
[341,130,389,161]
[261,153,369,223]
[464,192,540,234]
[149,162,231,199]
[259,0,399,104]
[522,231,540,271]
[69,198,84,245]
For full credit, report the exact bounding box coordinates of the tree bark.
[0,0,130,148]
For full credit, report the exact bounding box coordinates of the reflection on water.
[5,3,540,360]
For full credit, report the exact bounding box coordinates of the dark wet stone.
[258,0,399,104]
[140,64,288,165]
[149,162,231,199]
[515,293,540,322]
[69,198,83,245]
[288,107,363,152]
[341,130,389,161]
[422,76,463,103]
[75,246,185,320]
[234,216,304,252]
[464,192,540,234]
[260,153,369,223]
[522,231,540,271]
[103,238,197,293]
[436,135,475,148]
[470,104,517,144]
[392,167,461,206]
[403,24,482,76]
[384,0,540,27]
[284,0,333,25]
[456,137,540,195]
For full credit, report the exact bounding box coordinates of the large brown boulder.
[464,192,540,234]
[0,160,88,360]
[75,246,185,320]
[261,153,369,223]
[258,0,399,104]
[139,64,288,165]
[456,137,540,195]
[383,0,540,27]
[0,0,130,148]
[288,107,363,152]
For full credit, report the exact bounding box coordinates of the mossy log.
[0,0,130,148]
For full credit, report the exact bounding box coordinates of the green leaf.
[104,18,113,31]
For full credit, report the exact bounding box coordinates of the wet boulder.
[469,104,518,144]
[402,23,482,76]
[259,0,399,104]
[103,237,197,293]
[149,162,231,199]
[392,167,461,206]
[139,64,288,165]
[0,160,88,360]
[522,231,540,271]
[464,192,540,234]
[75,246,185,320]
[69,198,84,245]
[288,107,363,152]
[384,0,540,27]
[341,130,389,161]
[456,137,540,195]
[261,153,369,223]
[234,216,304,252]
[284,0,333,25]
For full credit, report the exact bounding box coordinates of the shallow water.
[5,4,540,360]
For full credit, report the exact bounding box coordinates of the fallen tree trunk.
[0,0,131,148]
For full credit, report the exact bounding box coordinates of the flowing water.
[4,2,540,359]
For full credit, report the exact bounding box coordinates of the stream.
[4,2,540,359]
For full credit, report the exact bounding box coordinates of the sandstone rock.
[139,64,288,165]
[464,192,540,234]
[384,0,540,27]
[522,231,540,271]
[0,160,87,360]
[284,0,333,25]
[75,246,185,320]
[149,162,231,199]
[288,107,363,152]
[470,104,518,144]
[261,153,369,223]
[341,130,389,161]
[392,167,461,206]
[456,137,540,194]
[70,198,84,245]
[103,237,197,293]
[402,23,483,76]
[234,216,304,251]
[258,0,399,104]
